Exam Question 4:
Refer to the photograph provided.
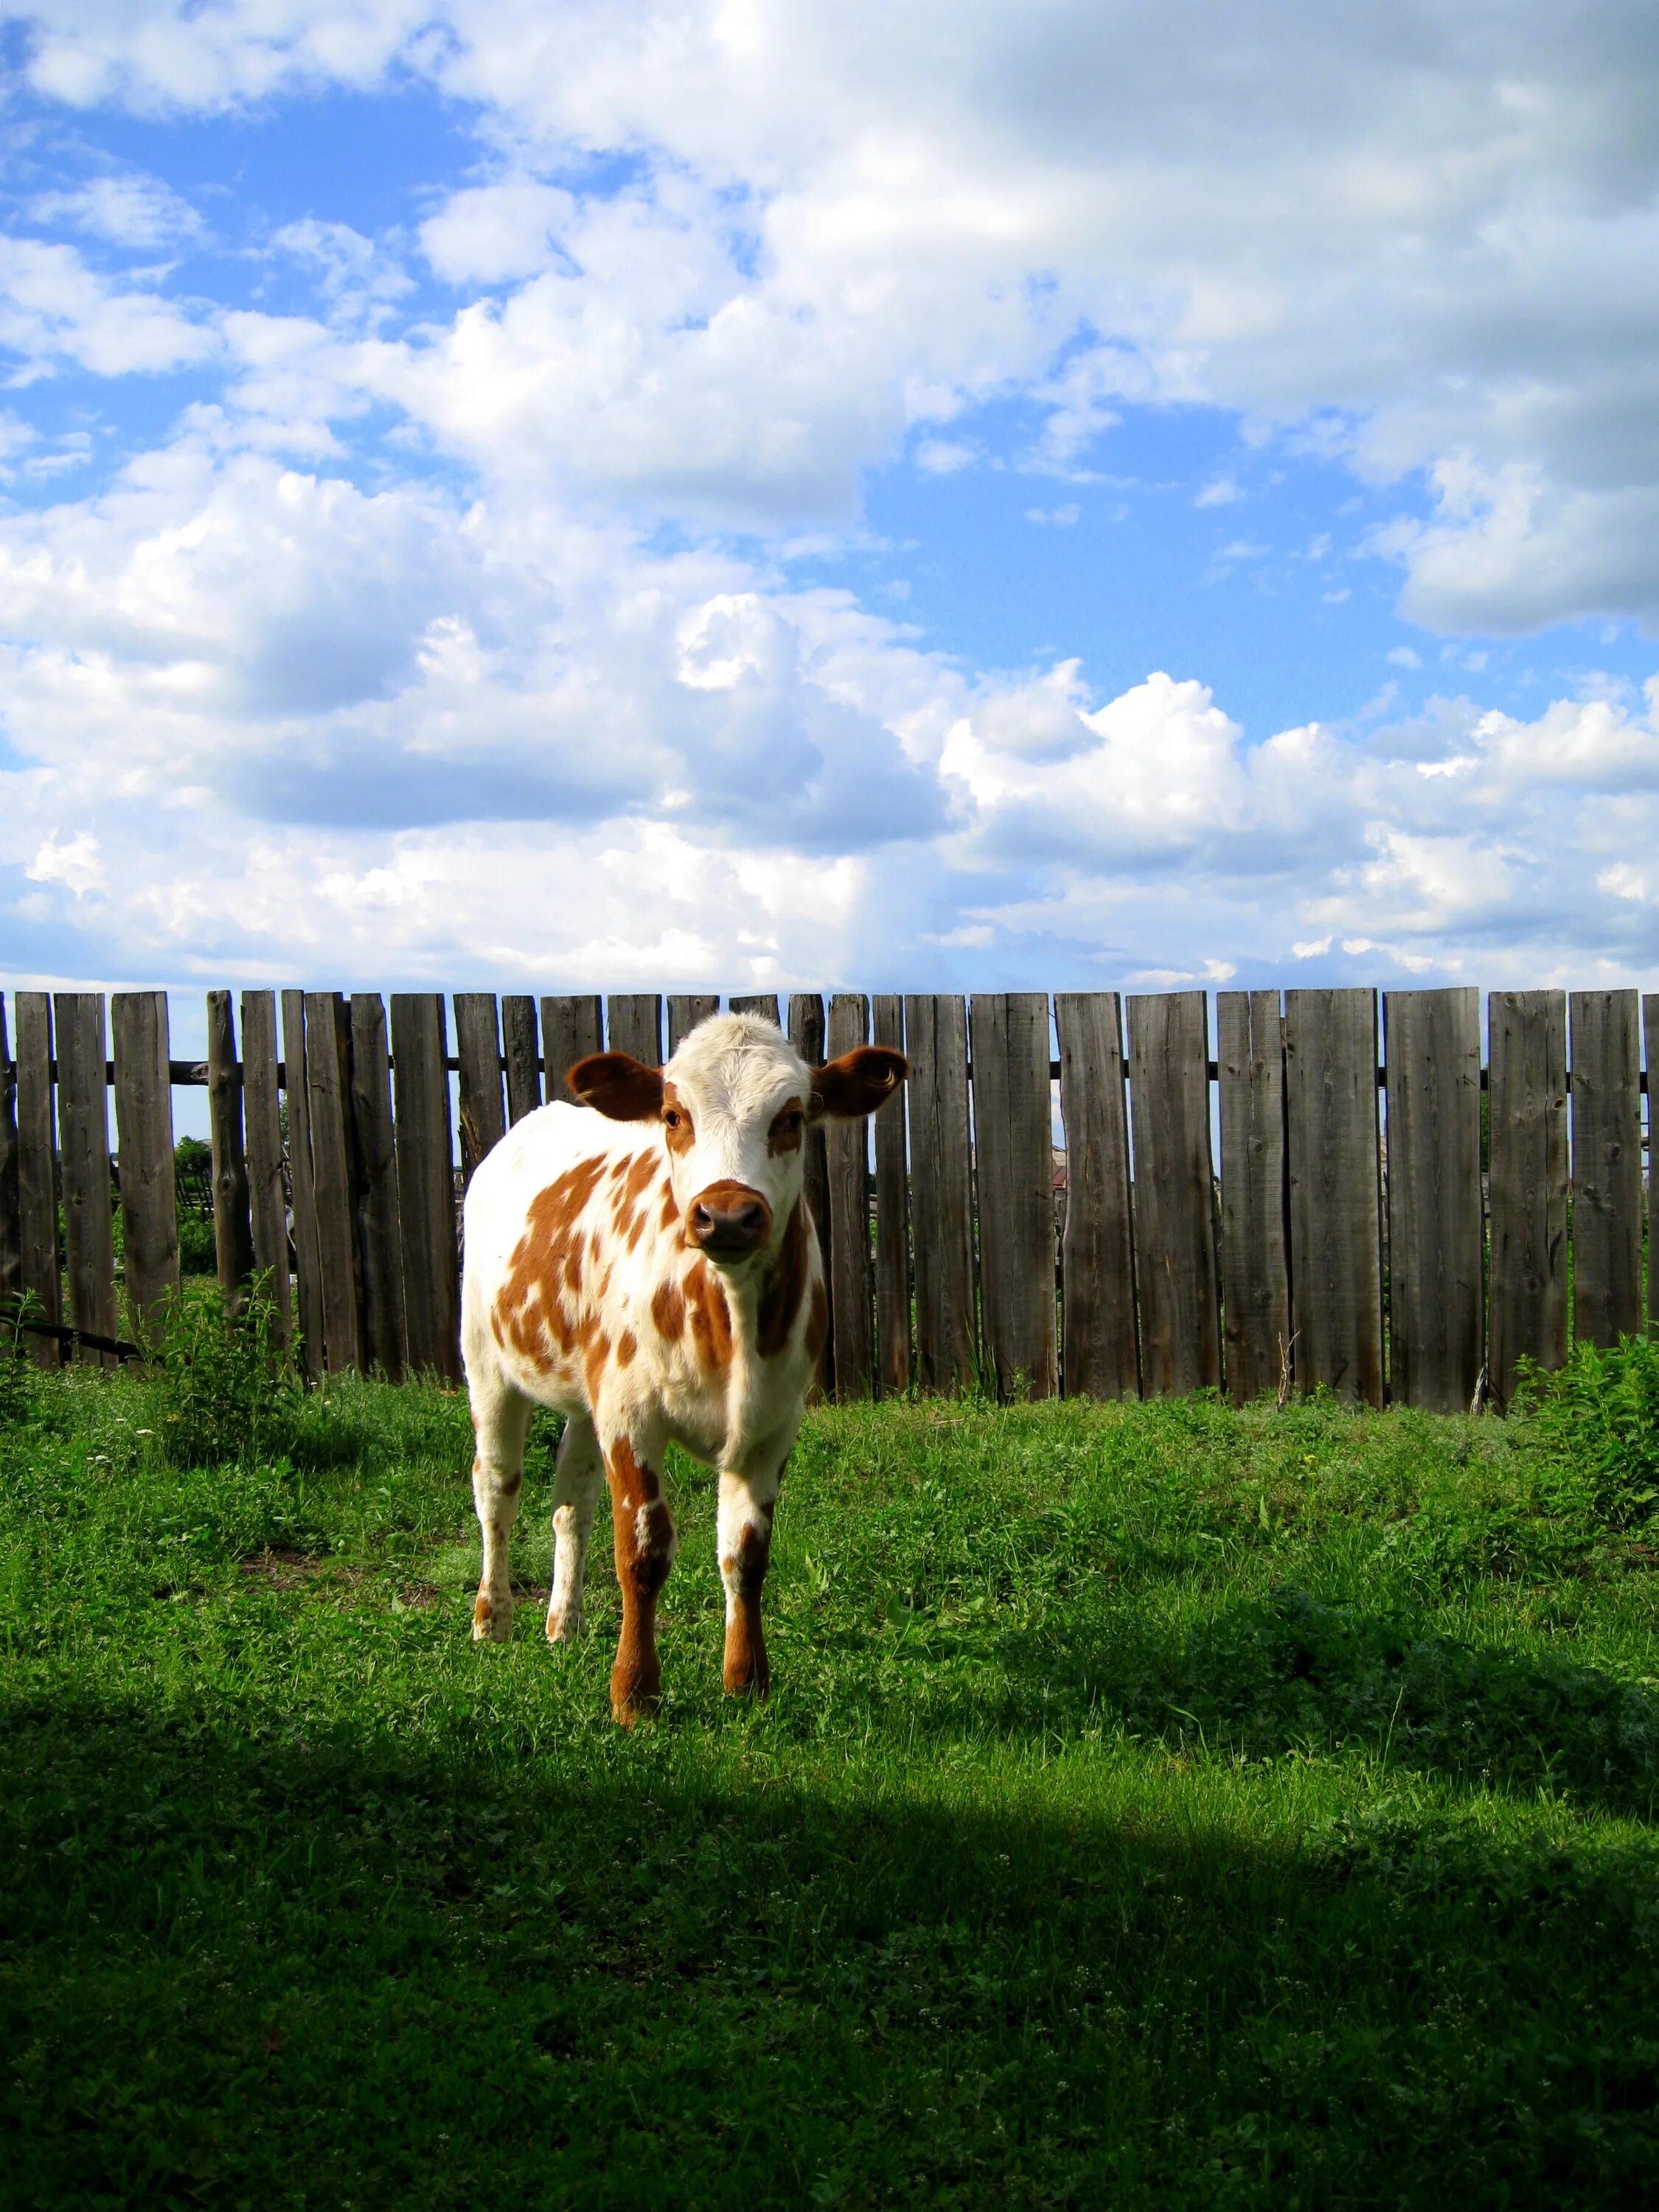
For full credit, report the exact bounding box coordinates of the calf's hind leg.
[603,1432,677,1724]
[546,1414,603,1641]
[471,1385,533,1643]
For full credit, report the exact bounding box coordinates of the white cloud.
[27,830,105,896]
[420,180,577,285]
[29,173,204,248]
[0,235,214,375]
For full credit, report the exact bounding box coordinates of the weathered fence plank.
[904,994,978,1393]
[607,994,663,1066]
[788,992,834,1393]
[729,994,781,1025]
[501,995,542,1127]
[1487,990,1568,1407]
[14,995,58,1366]
[824,993,874,1399]
[970,992,1057,1401]
[1055,992,1138,1401]
[111,991,178,1347]
[1217,990,1290,1405]
[870,992,911,1397]
[1127,992,1219,1397]
[541,997,603,1105]
[206,989,256,1299]
[55,992,117,1364]
[1284,989,1383,1405]
[1384,988,1484,1413]
[350,992,406,1380]
[281,990,325,1382]
[1569,989,1641,1348]
[392,992,462,1383]
[304,990,361,1373]
[454,992,507,1185]
[0,999,18,1323]
[240,990,290,1343]
[668,995,720,1054]
[1646,996,1659,1345]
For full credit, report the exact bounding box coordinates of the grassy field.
[3,1322,1658,2208]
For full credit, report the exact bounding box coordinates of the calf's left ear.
[810,1045,908,1121]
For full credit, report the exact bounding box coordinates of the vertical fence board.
[454,993,507,1185]
[1127,992,1220,1397]
[788,992,834,1394]
[350,992,406,1380]
[668,995,720,1054]
[729,994,781,1025]
[904,994,977,1392]
[281,992,325,1382]
[1217,990,1290,1405]
[240,990,290,1343]
[824,993,874,1399]
[14,995,59,1366]
[392,992,462,1383]
[304,990,361,1373]
[607,994,664,1066]
[501,996,542,1127]
[970,992,1057,1401]
[1055,992,1138,1400]
[1569,990,1641,1348]
[1284,989,1383,1405]
[54,992,116,1363]
[1384,989,1484,1412]
[206,990,256,1298]
[1646,995,1659,1346]
[870,992,911,1397]
[541,997,603,1105]
[1487,990,1568,1406]
[0,998,19,1321]
[111,991,178,1347]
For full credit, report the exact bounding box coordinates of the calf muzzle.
[685,1180,773,1259]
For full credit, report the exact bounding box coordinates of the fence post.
[350,992,406,1380]
[501,996,542,1127]
[206,990,256,1301]
[1284,988,1383,1405]
[824,993,874,1399]
[111,991,178,1348]
[970,992,1057,1401]
[788,993,834,1395]
[667,995,719,1054]
[282,992,325,1382]
[392,992,462,1384]
[1569,990,1641,1349]
[540,997,603,1105]
[0,998,22,1323]
[1384,988,1484,1412]
[904,994,977,1393]
[1487,990,1568,1408]
[1055,992,1138,1401]
[304,990,362,1373]
[54,992,117,1364]
[870,993,911,1397]
[15,994,60,1367]
[1127,991,1220,1397]
[1217,991,1290,1406]
[454,993,507,1186]
[241,991,291,1346]
[607,995,664,1066]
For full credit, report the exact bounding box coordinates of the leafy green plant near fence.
[149,1273,296,1468]
[1515,1334,1659,1533]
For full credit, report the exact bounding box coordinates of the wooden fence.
[0,984,1650,1412]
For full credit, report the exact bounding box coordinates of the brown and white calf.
[460,1011,907,1722]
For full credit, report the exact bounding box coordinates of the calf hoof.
[610,1660,661,1726]
[472,1593,513,1643]
[546,1605,585,1643]
[723,1657,771,1698]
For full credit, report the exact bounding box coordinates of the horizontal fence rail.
[1,986,1652,1411]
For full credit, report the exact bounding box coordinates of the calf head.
[570,1012,906,1270]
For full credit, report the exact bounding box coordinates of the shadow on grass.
[929,1587,1659,1822]
[3,1687,1657,2210]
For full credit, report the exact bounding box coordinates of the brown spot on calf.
[721,1512,774,1696]
[757,1197,809,1359]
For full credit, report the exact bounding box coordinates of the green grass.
[3,1363,1658,2208]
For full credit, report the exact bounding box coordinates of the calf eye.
[664,1107,686,1132]
[784,1108,804,1133]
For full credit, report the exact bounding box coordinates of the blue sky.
[4,2,1659,1000]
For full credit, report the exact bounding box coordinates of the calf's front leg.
[718,1465,780,1697]
[605,1433,677,1724]
[471,1388,532,1643]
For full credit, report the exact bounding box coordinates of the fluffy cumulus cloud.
[2,1,1659,992]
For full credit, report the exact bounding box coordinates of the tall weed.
[153,1273,296,1468]
[1514,1334,1659,1531]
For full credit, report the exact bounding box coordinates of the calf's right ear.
[567,1051,666,1120]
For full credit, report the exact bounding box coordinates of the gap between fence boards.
[0,1057,1640,1093]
